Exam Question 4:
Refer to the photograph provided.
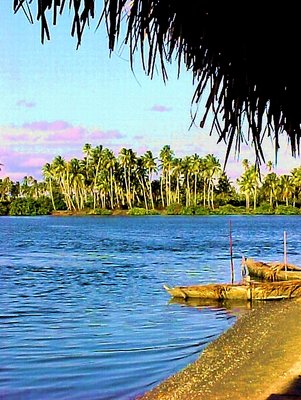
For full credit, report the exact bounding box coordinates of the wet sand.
[139,299,301,400]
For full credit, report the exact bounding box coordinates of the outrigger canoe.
[242,257,301,281]
[164,280,301,301]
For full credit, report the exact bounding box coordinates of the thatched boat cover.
[14,1,301,163]
[242,258,301,282]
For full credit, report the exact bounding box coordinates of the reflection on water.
[168,297,252,311]
[0,215,300,399]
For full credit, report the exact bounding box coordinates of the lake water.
[1,215,300,399]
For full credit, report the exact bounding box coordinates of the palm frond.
[13,1,301,163]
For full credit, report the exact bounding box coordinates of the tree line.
[1,144,301,216]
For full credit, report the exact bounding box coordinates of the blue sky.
[0,1,300,181]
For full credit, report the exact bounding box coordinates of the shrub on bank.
[253,203,274,215]
[216,205,246,215]
[180,206,195,215]
[127,207,160,215]
[194,206,210,215]
[147,209,160,215]
[0,202,9,216]
[127,207,148,215]
[91,208,113,215]
[165,203,182,215]
[275,205,300,215]
[9,197,53,216]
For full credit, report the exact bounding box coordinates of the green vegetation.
[1,145,301,216]
[9,197,53,216]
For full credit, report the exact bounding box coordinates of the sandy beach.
[139,298,301,400]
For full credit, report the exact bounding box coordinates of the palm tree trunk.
[207,181,211,208]
[149,171,154,209]
[160,173,165,208]
[211,184,214,209]
[168,168,171,206]
[49,179,56,210]
[194,173,197,205]
[246,193,250,209]
[176,177,180,204]
[110,168,114,209]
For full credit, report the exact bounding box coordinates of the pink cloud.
[21,157,50,168]
[0,149,51,181]
[47,127,85,142]
[0,147,16,158]
[136,145,148,154]
[150,104,172,113]
[17,99,36,108]
[3,133,33,142]
[22,120,72,131]
[133,135,144,141]
[90,129,125,140]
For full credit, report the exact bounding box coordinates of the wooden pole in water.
[284,230,287,273]
[229,220,235,283]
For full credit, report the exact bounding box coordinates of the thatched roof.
[14,1,301,164]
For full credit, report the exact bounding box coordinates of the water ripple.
[1,215,300,399]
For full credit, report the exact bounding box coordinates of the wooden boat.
[242,257,301,281]
[164,280,301,301]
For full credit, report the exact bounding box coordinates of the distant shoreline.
[1,205,301,217]
[49,208,301,217]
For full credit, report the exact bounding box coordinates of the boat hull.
[164,280,301,301]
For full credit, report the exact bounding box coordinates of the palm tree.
[279,174,293,206]
[181,156,192,206]
[266,160,273,172]
[52,155,75,210]
[159,145,174,207]
[237,162,260,210]
[291,167,301,206]
[0,177,13,201]
[134,157,149,209]
[262,172,280,207]
[248,166,260,210]
[203,154,221,209]
[142,150,157,209]
[118,148,136,208]
[172,157,182,205]
[91,145,103,210]
[102,148,116,209]
[237,173,252,209]
[69,158,85,210]
[242,159,250,171]
[190,154,202,206]
[42,162,56,210]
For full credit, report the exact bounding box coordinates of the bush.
[275,205,300,215]
[165,203,182,215]
[127,207,147,215]
[9,197,53,216]
[53,192,67,210]
[216,204,245,215]
[35,196,54,214]
[91,208,112,215]
[194,206,210,215]
[147,209,160,215]
[253,203,274,215]
[180,206,195,215]
[0,202,9,216]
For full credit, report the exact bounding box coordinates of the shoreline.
[49,210,300,217]
[139,298,301,400]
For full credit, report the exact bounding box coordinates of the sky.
[0,1,300,182]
